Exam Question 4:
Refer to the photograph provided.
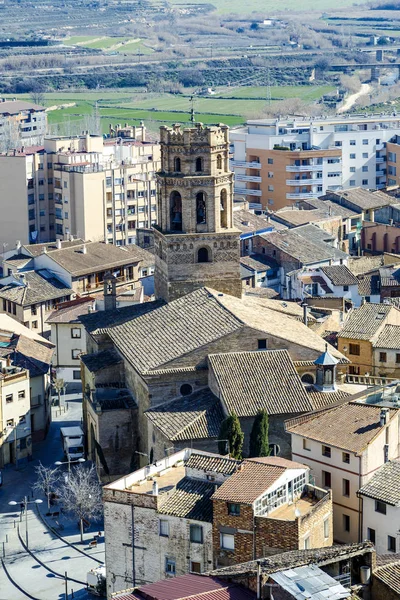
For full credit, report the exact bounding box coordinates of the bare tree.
[33,462,61,510]
[57,464,103,543]
[53,378,64,406]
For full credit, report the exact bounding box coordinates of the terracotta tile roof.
[158,477,215,522]
[46,298,95,324]
[108,288,243,374]
[209,542,374,577]
[239,254,278,272]
[261,228,343,265]
[0,334,54,378]
[208,350,313,417]
[358,460,400,506]
[145,389,224,441]
[286,402,400,454]
[357,273,381,297]
[373,324,400,349]
[0,271,73,306]
[185,452,240,475]
[373,562,400,594]
[348,255,384,276]
[22,239,85,257]
[377,554,400,566]
[320,265,359,287]
[233,209,273,234]
[272,208,332,227]
[339,303,394,341]
[299,198,358,219]
[0,100,45,114]
[244,288,280,299]
[80,300,162,335]
[113,574,256,600]
[212,461,285,504]
[246,456,306,469]
[81,348,122,372]
[41,241,152,276]
[325,187,395,210]
[306,388,351,411]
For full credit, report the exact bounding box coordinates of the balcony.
[285,165,322,173]
[231,160,261,169]
[286,192,320,200]
[234,188,262,197]
[286,179,321,186]
[376,143,385,151]
[235,174,262,183]
[376,157,385,164]
[376,170,385,177]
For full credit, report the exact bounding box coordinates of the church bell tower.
[154,123,242,302]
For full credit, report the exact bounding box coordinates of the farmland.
[10,85,336,135]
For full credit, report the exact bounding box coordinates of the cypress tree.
[218,413,244,459]
[249,410,270,458]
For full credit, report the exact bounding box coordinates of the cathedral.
[154,123,242,302]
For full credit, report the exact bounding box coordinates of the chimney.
[380,408,389,427]
[256,560,262,600]
[16,240,21,253]
[56,238,62,249]
[302,302,308,327]
[152,481,158,496]
[81,244,87,254]
[43,246,48,254]
[6,356,11,367]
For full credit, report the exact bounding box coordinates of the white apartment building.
[231,114,400,211]
[0,127,160,249]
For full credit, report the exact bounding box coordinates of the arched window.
[216,154,222,170]
[220,188,228,228]
[195,157,203,172]
[174,157,181,172]
[197,247,209,263]
[301,373,314,385]
[170,191,182,232]
[196,192,206,225]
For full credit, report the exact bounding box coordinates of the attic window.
[376,313,386,320]
[258,339,267,350]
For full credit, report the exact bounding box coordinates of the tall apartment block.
[0,99,47,151]
[0,126,160,249]
[231,114,400,211]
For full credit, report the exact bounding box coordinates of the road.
[0,395,104,600]
[337,83,371,114]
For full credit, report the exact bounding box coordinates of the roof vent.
[81,244,87,254]
[380,408,389,427]
[56,239,62,249]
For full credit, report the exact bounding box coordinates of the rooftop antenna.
[189,96,196,123]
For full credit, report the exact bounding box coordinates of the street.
[0,395,105,600]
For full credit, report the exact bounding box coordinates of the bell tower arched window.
[220,189,228,228]
[196,192,206,225]
[174,157,181,172]
[170,191,182,232]
[195,157,203,172]
[216,154,222,170]
[197,247,209,263]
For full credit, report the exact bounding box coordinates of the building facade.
[0,99,46,152]
[231,115,400,211]
[0,128,160,248]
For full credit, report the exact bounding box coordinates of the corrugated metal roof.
[271,565,349,600]
[112,574,256,600]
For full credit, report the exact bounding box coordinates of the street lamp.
[55,457,85,474]
[8,496,43,548]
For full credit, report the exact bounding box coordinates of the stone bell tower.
[154,123,241,302]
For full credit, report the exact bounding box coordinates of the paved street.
[0,395,105,600]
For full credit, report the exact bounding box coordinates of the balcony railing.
[285,165,322,172]
[376,157,385,164]
[286,179,321,186]
[376,170,385,177]
[235,174,262,183]
[286,192,320,200]
[234,188,262,197]
[231,160,261,169]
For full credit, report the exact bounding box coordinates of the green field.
[171,0,370,14]
[64,36,154,54]
[11,84,335,135]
